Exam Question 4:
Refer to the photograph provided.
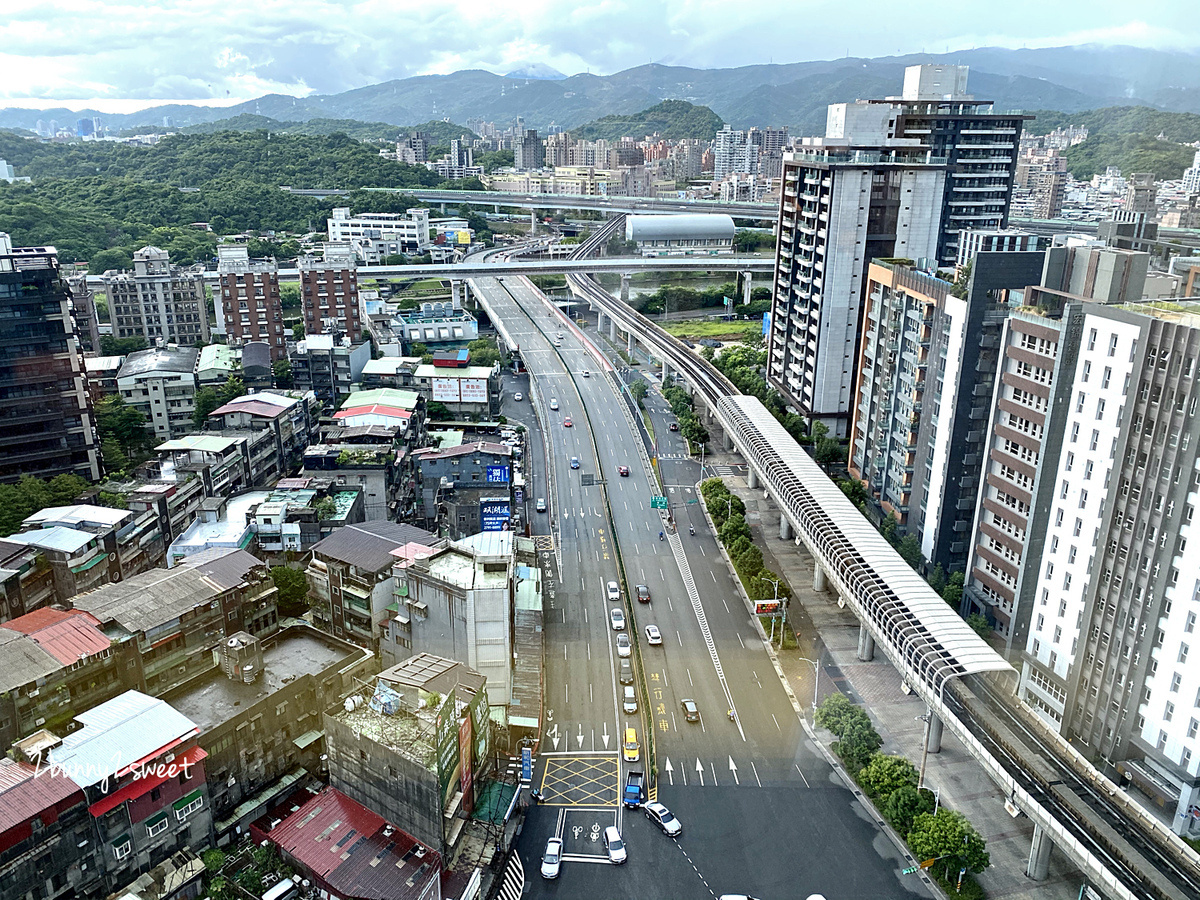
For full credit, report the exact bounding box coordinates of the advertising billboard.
[460,378,488,404]
[432,378,460,402]
[486,465,510,484]
[457,230,472,245]
[480,499,511,531]
[435,689,458,803]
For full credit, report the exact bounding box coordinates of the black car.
[680,698,699,722]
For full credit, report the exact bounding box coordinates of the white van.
[623,686,638,714]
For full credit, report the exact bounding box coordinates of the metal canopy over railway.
[719,394,1014,692]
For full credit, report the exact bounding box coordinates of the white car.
[610,607,626,631]
[645,625,662,645]
[643,801,682,837]
[582,369,590,378]
[540,837,562,879]
[606,580,620,601]
[603,826,627,865]
[616,633,631,657]
[514,392,523,401]
[549,398,559,410]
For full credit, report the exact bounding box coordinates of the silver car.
[540,837,562,879]
[616,633,631,657]
[603,826,627,864]
[643,801,682,837]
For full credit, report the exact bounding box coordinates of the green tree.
[279,282,301,310]
[273,359,294,388]
[942,571,965,609]
[216,376,247,406]
[269,565,310,618]
[839,477,868,507]
[313,496,338,521]
[192,386,220,429]
[628,379,648,404]
[95,395,153,462]
[815,434,846,471]
[89,247,133,273]
[733,545,764,580]
[897,533,923,569]
[928,565,947,595]
[680,413,709,447]
[966,613,992,639]
[718,513,751,547]
[100,437,130,474]
[883,785,935,836]
[836,719,885,773]
[427,401,451,420]
[467,338,502,368]
[815,694,869,738]
[292,322,306,341]
[748,569,789,602]
[907,810,990,880]
[99,335,149,356]
[858,754,919,800]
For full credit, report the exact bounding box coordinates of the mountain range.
[4,45,1200,137]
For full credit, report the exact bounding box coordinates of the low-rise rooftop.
[117,346,199,379]
[165,628,357,732]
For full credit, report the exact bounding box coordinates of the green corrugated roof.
[70,551,109,574]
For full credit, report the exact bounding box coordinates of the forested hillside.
[572,100,724,141]
[0,129,454,267]
[1026,106,1200,180]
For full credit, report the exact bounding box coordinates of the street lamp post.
[796,656,820,717]
[763,578,782,644]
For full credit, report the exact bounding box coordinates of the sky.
[2,0,1198,112]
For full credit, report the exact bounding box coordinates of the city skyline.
[2,0,1199,109]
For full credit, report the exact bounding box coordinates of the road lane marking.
[737,633,744,648]
[795,763,810,788]
[721,597,729,613]
[771,713,781,732]
[751,760,762,787]
[677,631,683,646]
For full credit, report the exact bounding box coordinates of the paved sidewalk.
[709,459,1081,900]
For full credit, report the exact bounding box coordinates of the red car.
[618,465,630,476]
[564,417,572,427]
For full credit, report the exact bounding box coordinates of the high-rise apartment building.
[327,207,431,261]
[849,251,1046,573]
[962,292,1200,835]
[514,129,545,170]
[767,143,947,436]
[100,245,210,346]
[828,65,1030,267]
[0,233,100,483]
[956,229,1043,270]
[216,245,285,361]
[65,274,101,353]
[298,242,361,342]
[1183,151,1200,195]
[545,132,573,167]
[713,126,758,180]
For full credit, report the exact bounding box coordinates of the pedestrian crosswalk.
[707,464,748,476]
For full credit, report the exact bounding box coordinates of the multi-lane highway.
[476,272,931,899]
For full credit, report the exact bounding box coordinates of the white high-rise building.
[1182,150,1200,194]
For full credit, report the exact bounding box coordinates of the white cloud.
[0,0,1196,106]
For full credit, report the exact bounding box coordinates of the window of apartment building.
[1066,452,1075,472]
[1070,423,1079,443]
[1054,626,1062,643]
[1084,461,1094,481]
[1180,644,1190,665]
[1102,367,1112,388]
[1096,399,1106,419]
[1090,429,1099,451]
[1050,536,1059,554]
[1184,748,1193,768]
[1108,334,1118,357]
[1088,328,1097,351]
[1076,391,1086,413]
[113,839,132,861]
[1166,702,1176,722]
[1060,479,1069,499]
[1172,672,1183,693]
[1055,509,1064,527]
[1082,361,1091,382]
[1187,612,1196,634]
[1079,490,1088,508]
[1189,718,1199,739]
[1063,573,1072,591]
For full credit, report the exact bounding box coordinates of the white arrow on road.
[576,725,585,749]
[664,758,674,786]
[601,722,610,749]
[695,758,705,787]
[549,724,560,751]
[728,756,739,785]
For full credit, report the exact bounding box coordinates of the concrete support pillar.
[1026,824,1053,881]
[723,431,734,451]
[494,204,500,214]
[451,280,463,311]
[609,318,617,341]
[857,623,875,662]
[620,273,631,304]
[779,515,793,541]
[597,311,606,333]
[661,360,669,382]
[627,332,634,354]
[813,565,827,593]
[747,469,758,490]
[926,712,943,754]
[742,271,753,307]
[530,212,537,235]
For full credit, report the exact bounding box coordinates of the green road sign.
[902,867,919,875]
[651,496,668,509]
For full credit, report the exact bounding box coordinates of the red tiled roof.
[0,608,109,665]
[334,404,413,421]
[87,745,207,818]
[0,758,84,835]
[413,441,510,460]
[267,787,440,900]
